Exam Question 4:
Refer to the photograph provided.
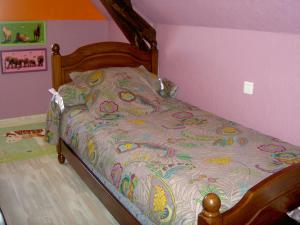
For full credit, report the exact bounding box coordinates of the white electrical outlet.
[243,81,254,95]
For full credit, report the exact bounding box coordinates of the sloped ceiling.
[131,0,300,34]
[91,0,111,19]
[5,0,295,33]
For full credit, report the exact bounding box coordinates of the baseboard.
[0,114,46,128]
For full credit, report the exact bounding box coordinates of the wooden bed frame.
[51,1,300,224]
[51,41,300,225]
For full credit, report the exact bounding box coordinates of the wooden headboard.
[51,42,158,90]
[51,0,158,90]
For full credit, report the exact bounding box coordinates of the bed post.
[151,42,158,75]
[198,193,222,225]
[57,140,65,164]
[51,43,62,91]
[51,43,65,164]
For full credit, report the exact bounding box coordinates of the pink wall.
[157,24,300,146]
[107,21,128,42]
[0,20,108,119]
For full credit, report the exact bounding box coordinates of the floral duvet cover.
[55,98,299,225]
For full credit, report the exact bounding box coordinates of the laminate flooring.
[0,155,119,225]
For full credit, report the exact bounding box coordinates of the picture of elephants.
[1,48,47,74]
[0,21,46,46]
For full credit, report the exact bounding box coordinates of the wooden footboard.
[198,163,300,225]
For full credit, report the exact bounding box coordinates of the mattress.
[60,99,300,225]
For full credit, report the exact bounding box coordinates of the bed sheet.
[60,99,300,225]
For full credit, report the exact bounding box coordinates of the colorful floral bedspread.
[56,98,299,225]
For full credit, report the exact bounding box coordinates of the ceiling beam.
[99,0,157,52]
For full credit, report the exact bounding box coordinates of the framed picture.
[0,21,46,46]
[0,48,47,74]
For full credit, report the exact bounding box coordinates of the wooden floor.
[0,155,119,225]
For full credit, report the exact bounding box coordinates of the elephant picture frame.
[0,48,47,74]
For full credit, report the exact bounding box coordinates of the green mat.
[0,122,56,163]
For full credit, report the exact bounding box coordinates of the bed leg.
[56,141,65,164]
[198,193,222,225]
[58,152,65,164]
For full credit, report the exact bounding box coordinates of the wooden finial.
[198,193,222,225]
[52,43,60,55]
[202,193,221,217]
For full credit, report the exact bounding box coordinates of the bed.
[47,2,300,225]
[48,41,300,225]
